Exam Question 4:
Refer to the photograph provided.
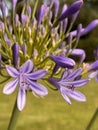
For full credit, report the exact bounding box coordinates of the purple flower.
[70,48,86,64]
[50,55,75,69]
[3,60,48,111]
[12,42,20,67]
[58,0,83,21]
[49,68,89,104]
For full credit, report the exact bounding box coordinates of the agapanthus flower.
[3,60,48,111]
[49,68,89,104]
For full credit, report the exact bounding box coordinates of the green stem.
[86,107,98,130]
[7,97,20,130]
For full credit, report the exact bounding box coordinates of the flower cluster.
[0,0,98,111]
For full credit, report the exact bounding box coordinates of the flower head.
[3,60,48,111]
[49,68,89,104]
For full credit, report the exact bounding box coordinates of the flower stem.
[7,97,20,130]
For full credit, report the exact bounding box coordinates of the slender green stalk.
[7,97,20,130]
[86,107,98,130]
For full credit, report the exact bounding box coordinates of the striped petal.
[60,87,86,102]
[62,68,82,81]
[17,88,26,111]
[60,87,71,104]
[3,79,18,94]
[26,78,48,96]
[20,60,33,73]
[59,79,89,87]
[6,65,19,78]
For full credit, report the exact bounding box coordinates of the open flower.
[3,60,48,111]
[49,68,89,104]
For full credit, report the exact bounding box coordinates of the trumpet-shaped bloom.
[3,60,48,111]
[49,68,89,104]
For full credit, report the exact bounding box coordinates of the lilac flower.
[70,48,86,64]
[12,42,20,67]
[50,55,75,69]
[49,68,89,104]
[58,0,83,21]
[3,60,48,111]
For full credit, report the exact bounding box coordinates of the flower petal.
[26,69,47,80]
[89,71,97,79]
[59,79,89,87]
[26,78,48,96]
[3,79,18,94]
[60,87,71,104]
[17,88,26,111]
[60,87,86,102]
[62,68,82,81]
[20,59,33,73]
[6,65,19,78]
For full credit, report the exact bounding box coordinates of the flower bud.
[12,0,18,10]
[53,0,60,17]
[58,0,83,21]
[50,55,75,69]
[12,42,20,67]
[21,14,29,26]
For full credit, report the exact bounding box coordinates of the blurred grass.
[0,77,98,130]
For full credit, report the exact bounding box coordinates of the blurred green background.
[0,0,98,130]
